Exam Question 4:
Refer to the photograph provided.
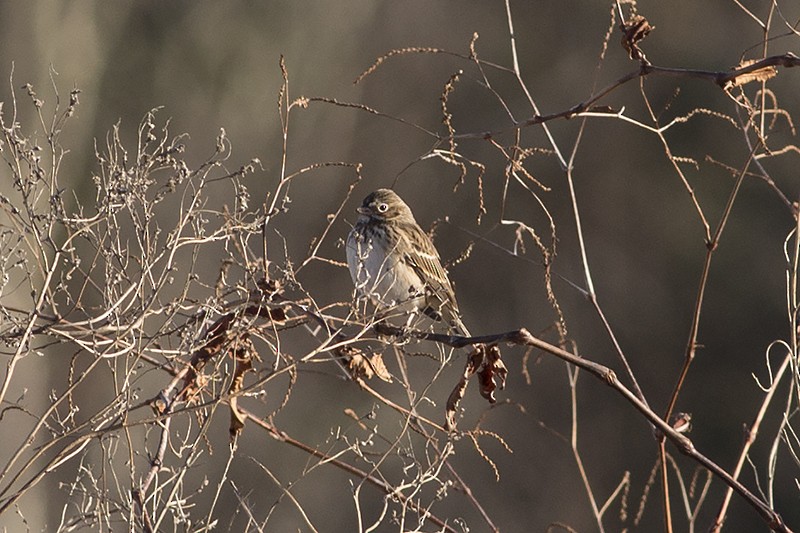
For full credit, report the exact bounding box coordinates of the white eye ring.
[377,203,389,213]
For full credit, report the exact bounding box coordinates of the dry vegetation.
[0,1,799,531]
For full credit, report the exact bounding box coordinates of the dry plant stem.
[305,97,437,138]
[356,379,445,434]
[0,346,113,500]
[255,460,319,533]
[0,429,98,515]
[443,460,499,533]
[640,80,711,240]
[656,141,760,533]
[237,406,459,533]
[525,331,791,533]
[229,482,262,531]
[132,366,192,533]
[710,352,793,532]
[565,71,647,406]
[203,440,239,532]
[664,144,760,422]
[391,349,500,532]
[263,55,291,277]
[136,300,460,528]
[132,415,172,533]
[568,366,604,532]
[791,197,800,410]
[380,324,791,532]
[502,0,565,173]
[199,305,492,530]
[664,454,713,527]
[507,0,648,418]
[0,250,60,408]
[591,298,648,404]
[354,361,444,532]
[658,439,673,533]
[354,21,798,145]
[756,5,774,139]
[447,53,799,143]
[640,56,795,85]
[150,412,217,533]
[140,310,458,529]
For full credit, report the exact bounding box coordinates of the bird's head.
[356,189,415,222]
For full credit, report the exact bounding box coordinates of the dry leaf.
[620,15,654,62]
[229,337,256,440]
[229,397,247,438]
[445,344,509,429]
[344,347,393,382]
[724,59,777,89]
[446,347,485,431]
[478,345,507,403]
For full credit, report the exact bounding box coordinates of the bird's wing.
[402,224,459,312]
[401,224,470,336]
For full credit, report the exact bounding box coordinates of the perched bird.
[346,188,470,336]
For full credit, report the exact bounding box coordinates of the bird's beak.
[357,206,370,215]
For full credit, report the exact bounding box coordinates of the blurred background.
[0,1,798,531]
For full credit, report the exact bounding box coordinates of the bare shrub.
[0,2,799,532]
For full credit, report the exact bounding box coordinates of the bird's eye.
[377,203,389,213]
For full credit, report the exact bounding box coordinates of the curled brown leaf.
[478,345,507,403]
[343,346,393,383]
[445,344,507,430]
[620,15,654,62]
[229,336,256,440]
[724,59,778,89]
[446,347,485,431]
